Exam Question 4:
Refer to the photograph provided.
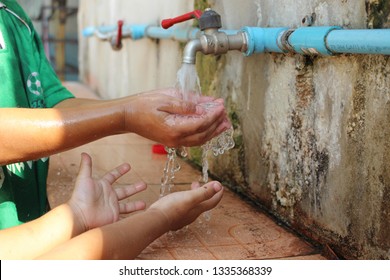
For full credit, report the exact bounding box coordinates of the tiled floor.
[46,82,326,260]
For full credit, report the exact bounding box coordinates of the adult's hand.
[124,88,231,147]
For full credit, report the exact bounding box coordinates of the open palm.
[68,153,147,230]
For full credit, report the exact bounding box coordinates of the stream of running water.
[160,63,235,199]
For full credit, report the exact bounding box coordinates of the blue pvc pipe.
[283,26,390,56]
[83,24,201,42]
[82,25,115,37]
[242,27,289,56]
[130,25,148,40]
[82,24,148,39]
[145,26,200,42]
[326,29,390,55]
[83,23,390,56]
[288,26,342,55]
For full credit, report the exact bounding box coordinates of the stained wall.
[78,0,390,259]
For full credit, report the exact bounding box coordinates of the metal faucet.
[162,9,248,64]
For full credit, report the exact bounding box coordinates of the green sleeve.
[33,30,75,108]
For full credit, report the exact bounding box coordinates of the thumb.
[158,99,203,115]
[77,152,93,179]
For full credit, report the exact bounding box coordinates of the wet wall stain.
[321,55,390,259]
[347,81,366,142]
[366,0,390,28]
[268,55,330,214]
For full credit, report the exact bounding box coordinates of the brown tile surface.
[46,82,326,260]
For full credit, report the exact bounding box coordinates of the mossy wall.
[191,0,390,260]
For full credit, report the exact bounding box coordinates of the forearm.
[0,100,125,165]
[37,209,170,260]
[0,204,85,259]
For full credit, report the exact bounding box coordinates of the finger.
[175,115,230,147]
[119,200,146,214]
[188,181,223,205]
[162,101,226,134]
[196,182,224,212]
[115,182,147,200]
[158,98,199,115]
[77,152,93,179]
[207,117,232,139]
[102,163,131,185]
[195,115,231,142]
[177,106,226,136]
[188,104,227,134]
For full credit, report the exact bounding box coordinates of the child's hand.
[68,153,147,232]
[148,181,224,231]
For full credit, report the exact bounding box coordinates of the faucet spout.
[182,39,202,64]
[182,30,248,64]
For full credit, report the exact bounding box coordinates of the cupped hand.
[68,153,147,232]
[124,88,232,147]
[148,181,224,231]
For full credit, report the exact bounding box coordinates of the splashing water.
[160,63,235,201]
[200,127,235,183]
[160,147,186,197]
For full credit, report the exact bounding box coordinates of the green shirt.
[0,0,74,229]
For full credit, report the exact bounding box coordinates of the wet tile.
[169,247,217,260]
[136,242,176,260]
[160,229,205,248]
[241,238,316,260]
[208,245,260,260]
[281,254,327,260]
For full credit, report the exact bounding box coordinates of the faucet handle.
[161,10,203,29]
[198,9,222,31]
[110,20,124,50]
[116,20,124,49]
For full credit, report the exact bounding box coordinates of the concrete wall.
[78,0,390,259]
[78,0,193,97]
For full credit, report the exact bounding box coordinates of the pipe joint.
[287,26,342,55]
[242,26,288,56]
[199,30,229,55]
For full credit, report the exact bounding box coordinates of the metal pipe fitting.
[182,39,202,64]
[183,30,247,64]
[162,9,248,64]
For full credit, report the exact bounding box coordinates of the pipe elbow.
[182,39,202,64]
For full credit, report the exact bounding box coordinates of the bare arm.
[37,182,223,260]
[34,207,170,260]
[0,203,84,259]
[0,153,146,259]
[0,100,124,165]
[0,89,230,165]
